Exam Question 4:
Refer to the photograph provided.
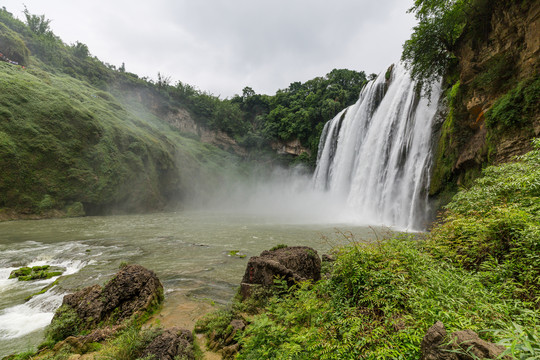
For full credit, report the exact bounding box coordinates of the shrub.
[44,305,81,343]
[429,138,540,304]
[486,75,540,129]
[237,236,538,359]
[98,325,161,360]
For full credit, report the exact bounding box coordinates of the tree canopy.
[402,0,470,90]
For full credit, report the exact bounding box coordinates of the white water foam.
[0,242,91,339]
[0,291,64,339]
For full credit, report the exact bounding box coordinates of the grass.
[0,60,243,216]
[234,235,538,359]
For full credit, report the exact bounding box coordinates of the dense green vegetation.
[230,69,367,162]
[0,60,242,215]
[155,68,367,164]
[195,140,539,359]
[405,0,539,200]
[429,138,540,305]
[402,0,492,92]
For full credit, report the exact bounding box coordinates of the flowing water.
[0,211,380,357]
[313,63,441,230]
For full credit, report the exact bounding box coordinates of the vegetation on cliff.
[403,0,539,196]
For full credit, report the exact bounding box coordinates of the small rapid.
[0,242,91,341]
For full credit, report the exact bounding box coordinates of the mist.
[196,164,366,225]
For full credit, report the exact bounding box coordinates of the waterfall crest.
[313,63,441,230]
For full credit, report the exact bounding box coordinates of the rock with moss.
[240,246,321,298]
[9,265,63,281]
[141,327,195,360]
[421,321,509,360]
[65,202,85,217]
[48,264,163,342]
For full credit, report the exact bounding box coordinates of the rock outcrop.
[271,138,311,157]
[421,321,508,360]
[207,319,246,359]
[141,327,195,360]
[54,264,163,331]
[456,1,539,162]
[431,0,540,196]
[240,246,321,297]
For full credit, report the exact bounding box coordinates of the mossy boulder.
[48,264,163,342]
[9,265,63,281]
[240,246,321,298]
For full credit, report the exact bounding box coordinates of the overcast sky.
[2,1,416,97]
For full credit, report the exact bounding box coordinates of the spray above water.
[209,63,440,230]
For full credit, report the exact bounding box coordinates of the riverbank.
[0,209,66,222]
[196,140,540,359]
[3,140,539,359]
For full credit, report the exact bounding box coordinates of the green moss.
[44,305,81,343]
[228,250,247,258]
[25,278,60,301]
[429,82,461,196]
[65,202,84,217]
[9,265,63,281]
[0,22,30,65]
[486,75,540,130]
[471,52,516,94]
[269,244,288,251]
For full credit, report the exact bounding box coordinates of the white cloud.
[1,0,416,97]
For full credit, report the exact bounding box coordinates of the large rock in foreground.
[421,321,508,360]
[241,246,321,297]
[54,264,163,331]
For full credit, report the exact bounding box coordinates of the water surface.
[0,211,380,357]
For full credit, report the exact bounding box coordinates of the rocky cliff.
[430,0,539,196]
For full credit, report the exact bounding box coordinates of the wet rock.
[322,254,336,262]
[205,318,246,356]
[55,265,163,331]
[141,327,194,360]
[222,343,241,359]
[240,246,321,298]
[421,321,509,360]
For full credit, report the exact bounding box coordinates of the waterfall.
[313,63,441,230]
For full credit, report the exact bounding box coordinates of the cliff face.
[430,0,539,195]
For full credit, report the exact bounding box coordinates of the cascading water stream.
[313,63,441,230]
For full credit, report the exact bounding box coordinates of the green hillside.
[0,7,248,217]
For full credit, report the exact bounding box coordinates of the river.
[0,211,380,357]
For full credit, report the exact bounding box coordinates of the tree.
[156,72,171,88]
[23,5,52,35]
[242,86,255,99]
[71,41,89,59]
[401,0,470,92]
